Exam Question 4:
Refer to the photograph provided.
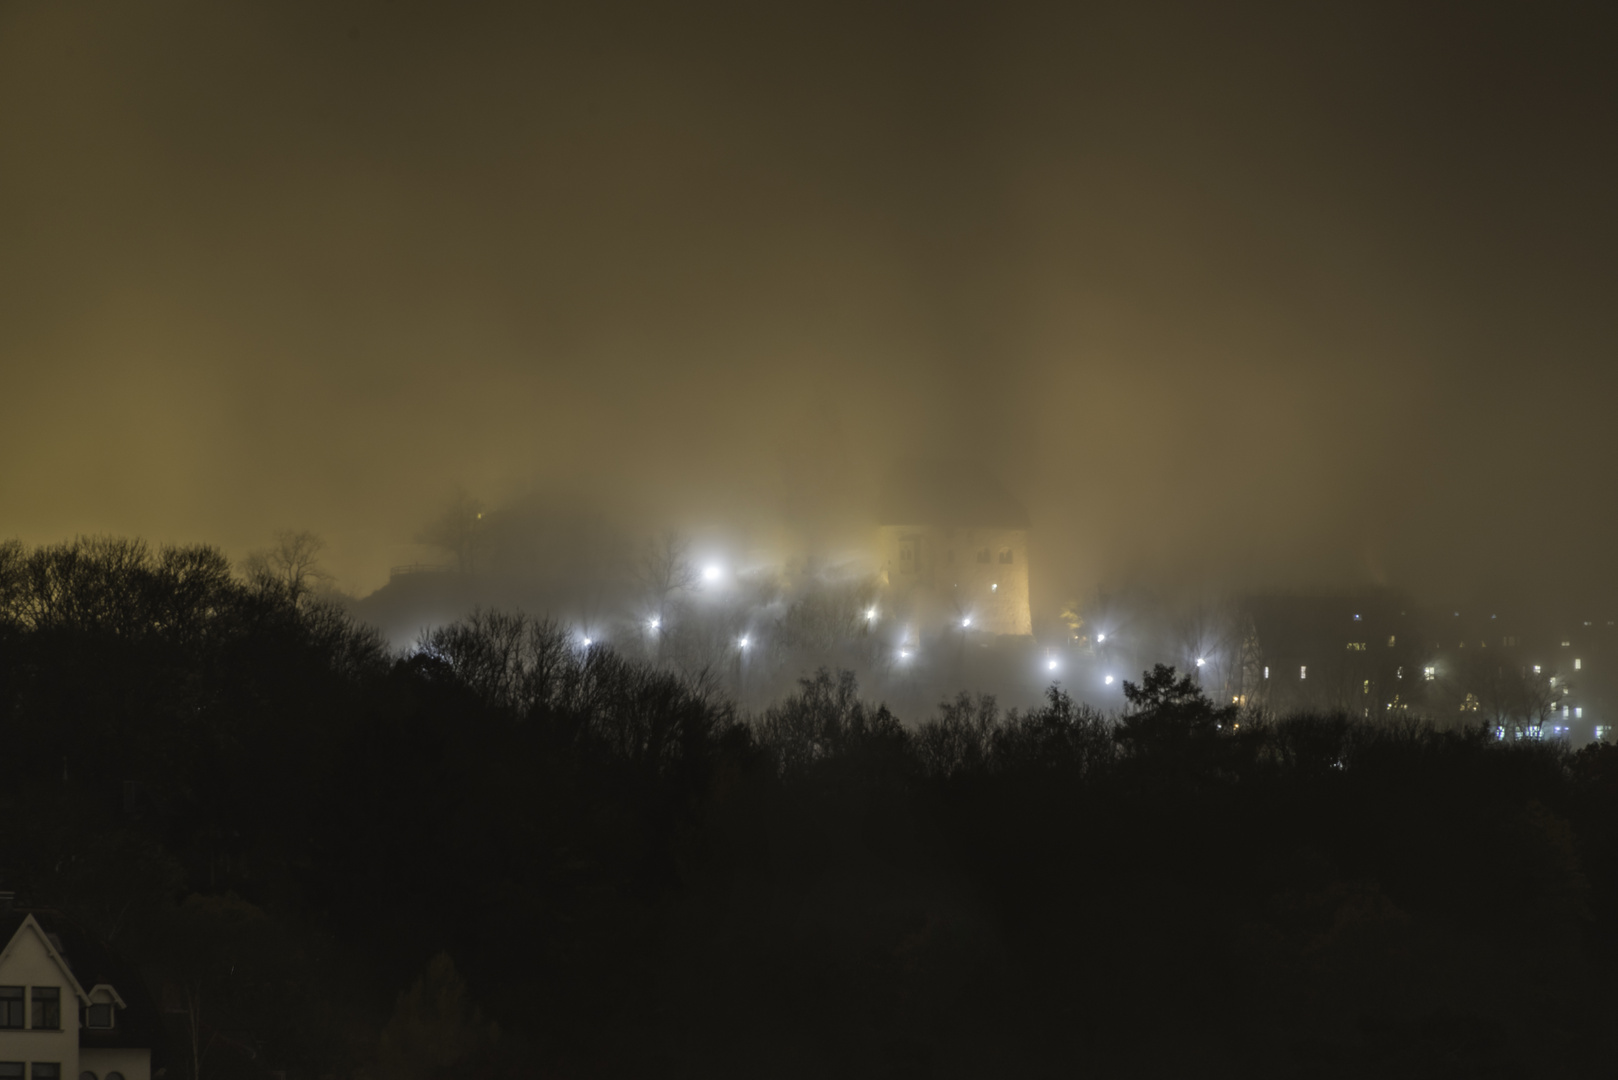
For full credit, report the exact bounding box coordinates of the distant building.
[0,903,161,1080]
[876,463,1032,637]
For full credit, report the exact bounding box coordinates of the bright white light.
[899,649,911,660]
[865,608,877,621]
[1047,659,1059,671]
[991,583,998,592]
[702,565,721,582]
[1096,633,1106,643]
[648,618,660,631]
[582,637,593,647]
[961,617,972,628]
[738,636,750,649]
[1196,657,1206,668]
[1104,675,1114,685]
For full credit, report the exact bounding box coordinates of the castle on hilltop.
[876,463,1032,637]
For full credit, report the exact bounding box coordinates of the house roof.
[0,908,167,1062]
[877,461,1030,529]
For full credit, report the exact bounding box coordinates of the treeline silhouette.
[1,537,1615,1078]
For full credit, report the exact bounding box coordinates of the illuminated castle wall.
[876,464,1033,638]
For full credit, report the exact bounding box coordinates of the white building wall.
[79,1047,150,1080]
[0,925,79,1079]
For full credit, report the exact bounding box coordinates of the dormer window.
[86,1003,114,1029]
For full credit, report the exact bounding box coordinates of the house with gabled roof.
[0,897,160,1080]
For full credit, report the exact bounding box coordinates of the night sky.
[3,1,1615,608]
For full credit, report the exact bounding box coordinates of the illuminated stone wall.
[877,523,1032,637]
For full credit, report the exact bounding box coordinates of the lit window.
[31,987,60,1030]
[1575,707,1583,719]
[1300,666,1307,679]
[86,1003,113,1029]
[1387,636,1396,647]
[1363,680,1370,694]
[1423,666,1435,681]
[1575,658,1582,670]
[1533,665,1542,675]
[0,988,21,1029]
[1563,705,1570,718]
[1263,666,1269,679]
[1562,640,1571,647]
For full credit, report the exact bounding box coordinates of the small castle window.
[87,1003,113,1029]
[997,548,1013,564]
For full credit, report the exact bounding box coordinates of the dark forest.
[2,537,1614,1078]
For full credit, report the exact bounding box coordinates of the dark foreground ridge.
[1,538,1615,1078]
